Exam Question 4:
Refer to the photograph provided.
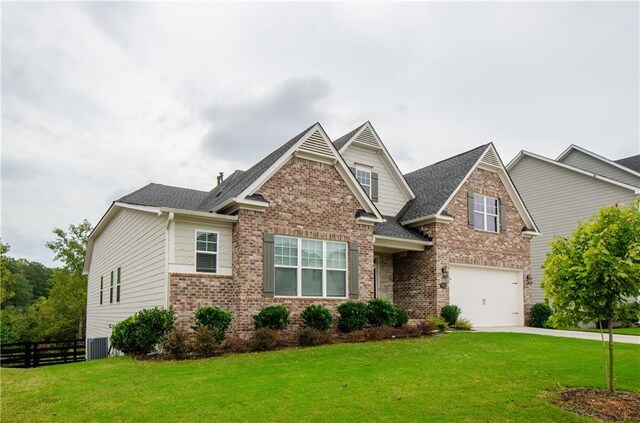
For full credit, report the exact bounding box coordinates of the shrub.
[440,305,462,327]
[427,316,448,332]
[366,298,397,327]
[301,305,333,331]
[363,325,401,341]
[194,306,232,342]
[337,301,369,333]
[298,328,332,347]
[416,321,437,336]
[530,303,553,328]
[253,305,290,330]
[393,306,409,328]
[219,336,252,354]
[251,328,279,352]
[454,318,472,331]
[110,307,175,355]
[616,302,640,327]
[161,329,189,360]
[191,326,218,358]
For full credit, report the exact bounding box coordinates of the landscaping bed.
[556,388,640,422]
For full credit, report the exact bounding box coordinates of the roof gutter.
[400,214,454,227]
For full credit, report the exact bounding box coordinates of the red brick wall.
[394,168,532,322]
[169,273,235,331]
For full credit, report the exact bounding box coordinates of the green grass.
[577,327,640,336]
[2,333,638,422]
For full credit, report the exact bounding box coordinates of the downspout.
[164,212,175,309]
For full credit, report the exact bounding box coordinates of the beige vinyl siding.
[86,208,167,339]
[170,216,233,275]
[341,144,408,216]
[509,155,638,304]
[559,149,640,187]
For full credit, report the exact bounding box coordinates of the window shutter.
[371,172,379,202]
[348,242,359,299]
[349,166,356,175]
[499,198,507,234]
[467,192,474,228]
[262,232,275,297]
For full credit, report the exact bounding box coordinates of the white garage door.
[449,265,522,327]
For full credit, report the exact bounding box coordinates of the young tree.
[45,219,92,275]
[542,199,640,393]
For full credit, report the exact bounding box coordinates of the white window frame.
[355,165,372,197]
[194,230,219,274]
[274,236,348,299]
[473,194,499,233]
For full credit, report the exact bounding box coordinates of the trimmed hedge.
[530,303,553,328]
[337,301,369,333]
[111,307,175,355]
[440,305,462,327]
[194,306,232,342]
[253,305,290,330]
[367,298,397,327]
[301,305,333,331]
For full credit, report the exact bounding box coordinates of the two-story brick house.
[83,122,539,340]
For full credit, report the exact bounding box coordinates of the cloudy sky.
[2,2,638,267]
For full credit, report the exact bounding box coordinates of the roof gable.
[557,145,640,185]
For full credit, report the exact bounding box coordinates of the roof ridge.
[404,143,489,177]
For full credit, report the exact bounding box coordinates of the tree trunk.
[608,318,615,394]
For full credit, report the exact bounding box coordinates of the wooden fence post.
[24,342,31,368]
[73,339,78,362]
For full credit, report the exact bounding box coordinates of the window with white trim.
[274,236,347,297]
[473,194,499,232]
[196,231,218,273]
[100,276,103,305]
[116,267,121,303]
[356,166,372,197]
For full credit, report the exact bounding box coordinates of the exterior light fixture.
[526,274,533,285]
[440,266,450,289]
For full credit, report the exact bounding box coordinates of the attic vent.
[353,127,379,148]
[298,130,333,157]
[481,148,500,167]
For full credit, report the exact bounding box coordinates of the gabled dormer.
[334,122,415,216]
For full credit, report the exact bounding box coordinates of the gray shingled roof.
[374,215,431,242]
[333,122,367,151]
[196,123,317,212]
[615,154,640,173]
[118,183,209,210]
[400,144,489,222]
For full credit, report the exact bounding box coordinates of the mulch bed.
[556,388,640,422]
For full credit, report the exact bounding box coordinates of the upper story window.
[473,194,499,232]
[274,236,347,298]
[356,166,372,197]
[196,231,218,273]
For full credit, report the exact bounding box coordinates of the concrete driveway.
[473,326,639,345]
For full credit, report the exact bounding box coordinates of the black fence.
[1,339,86,368]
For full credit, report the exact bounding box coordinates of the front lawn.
[2,333,638,422]
[578,327,640,336]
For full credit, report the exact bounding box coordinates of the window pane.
[486,198,498,215]
[196,253,216,272]
[302,239,323,268]
[327,270,346,297]
[487,215,497,232]
[275,267,297,296]
[473,212,484,230]
[474,195,485,212]
[326,242,346,269]
[196,232,217,253]
[275,236,297,266]
[302,269,322,296]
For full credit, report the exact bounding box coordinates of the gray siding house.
[507,145,640,304]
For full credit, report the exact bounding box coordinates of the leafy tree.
[1,242,14,305]
[45,219,92,275]
[0,306,35,343]
[542,200,640,393]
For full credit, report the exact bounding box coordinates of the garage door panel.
[449,265,521,327]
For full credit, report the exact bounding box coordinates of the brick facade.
[394,168,532,322]
[374,253,394,302]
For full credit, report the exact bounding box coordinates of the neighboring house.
[84,122,539,342]
[508,145,640,304]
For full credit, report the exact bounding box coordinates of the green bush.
[530,303,553,328]
[366,298,397,327]
[298,328,332,347]
[440,305,462,327]
[194,306,232,342]
[191,326,218,358]
[616,302,640,327]
[253,305,290,330]
[301,305,333,331]
[454,318,472,331]
[337,301,369,333]
[427,316,448,332]
[251,328,279,351]
[393,306,409,328]
[161,329,189,360]
[110,307,175,355]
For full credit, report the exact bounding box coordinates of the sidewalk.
[473,326,640,345]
